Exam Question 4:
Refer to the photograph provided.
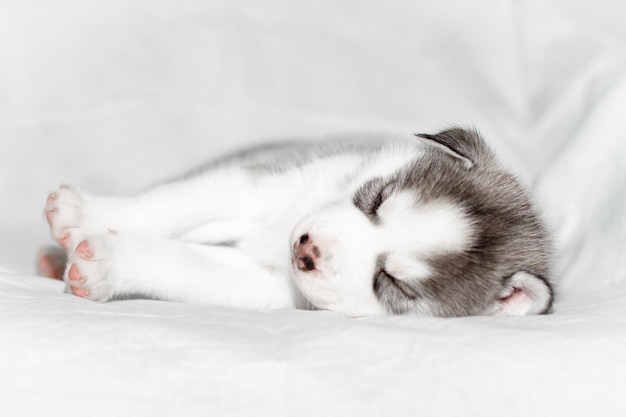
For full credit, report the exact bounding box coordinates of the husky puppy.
[42,128,553,317]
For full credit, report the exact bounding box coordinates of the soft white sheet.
[1,1,625,416]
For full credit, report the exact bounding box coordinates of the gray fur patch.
[353,178,396,224]
[373,254,423,314]
[187,138,388,178]
[371,128,553,317]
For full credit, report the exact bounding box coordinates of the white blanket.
[1,1,625,416]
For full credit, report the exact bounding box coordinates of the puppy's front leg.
[61,230,304,309]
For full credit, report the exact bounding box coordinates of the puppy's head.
[290,128,553,317]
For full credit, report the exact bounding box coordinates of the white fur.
[45,135,549,317]
[288,191,475,317]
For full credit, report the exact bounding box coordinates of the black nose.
[301,256,315,271]
[295,234,320,272]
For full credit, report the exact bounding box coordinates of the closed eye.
[371,190,384,214]
[353,178,393,220]
[373,269,419,300]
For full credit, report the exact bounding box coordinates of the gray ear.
[415,128,492,169]
[491,271,554,316]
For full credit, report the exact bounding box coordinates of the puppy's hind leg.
[44,166,276,244]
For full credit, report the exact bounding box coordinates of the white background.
[1,1,625,416]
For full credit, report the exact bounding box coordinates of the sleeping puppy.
[40,128,554,317]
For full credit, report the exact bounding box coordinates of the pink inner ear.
[498,286,534,315]
[498,286,522,303]
[496,272,551,316]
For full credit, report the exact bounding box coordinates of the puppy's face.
[291,189,474,316]
[290,129,554,318]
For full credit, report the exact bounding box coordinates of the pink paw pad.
[68,263,86,283]
[46,208,56,226]
[72,287,90,298]
[75,240,93,259]
[47,193,57,205]
[68,263,90,297]
[57,232,70,249]
[37,255,65,280]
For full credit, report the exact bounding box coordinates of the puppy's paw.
[45,185,86,250]
[63,236,115,302]
[37,246,67,280]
